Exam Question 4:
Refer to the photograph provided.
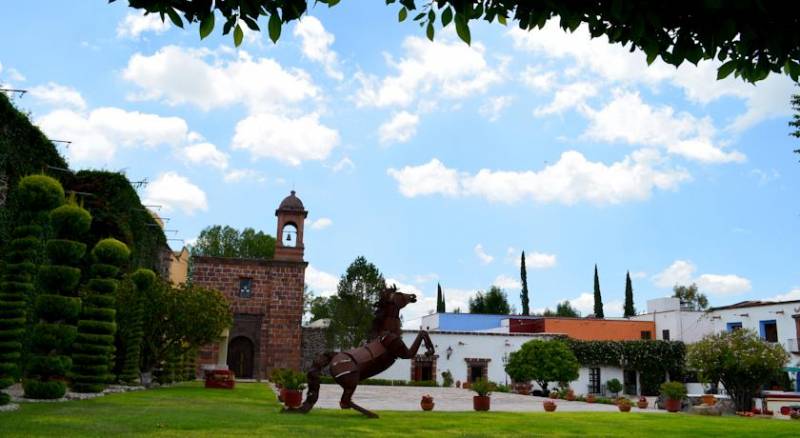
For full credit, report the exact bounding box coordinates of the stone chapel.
[193,191,307,379]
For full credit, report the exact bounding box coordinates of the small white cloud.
[329,156,355,173]
[749,168,780,186]
[306,265,339,297]
[414,273,439,284]
[507,247,557,269]
[568,292,623,317]
[293,16,343,80]
[474,244,494,265]
[117,12,170,39]
[534,81,596,116]
[479,95,513,122]
[308,217,333,230]
[652,260,696,288]
[652,260,751,295]
[494,274,521,290]
[232,112,339,166]
[387,158,461,198]
[768,288,800,302]
[223,169,265,183]
[143,171,208,215]
[28,82,86,109]
[630,271,647,279]
[520,66,556,92]
[379,111,419,144]
[182,142,229,170]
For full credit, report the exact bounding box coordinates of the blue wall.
[437,313,509,331]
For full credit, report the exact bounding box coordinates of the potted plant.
[701,393,716,406]
[606,378,622,398]
[512,381,532,395]
[617,398,632,412]
[548,390,559,399]
[280,370,307,409]
[660,381,687,413]
[565,388,576,401]
[543,400,557,412]
[637,396,649,409]
[586,394,596,404]
[420,394,434,411]
[471,378,493,411]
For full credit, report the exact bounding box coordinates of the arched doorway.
[227,336,255,379]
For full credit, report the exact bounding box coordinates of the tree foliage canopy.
[191,225,275,259]
[687,329,788,411]
[672,283,709,311]
[469,285,511,315]
[543,301,579,318]
[112,0,800,83]
[505,339,579,393]
[325,256,386,349]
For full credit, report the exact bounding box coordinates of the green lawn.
[0,383,797,437]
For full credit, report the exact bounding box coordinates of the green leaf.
[398,7,407,22]
[455,14,471,45]
[199,12,215,40]
[426,22,434,41]
[497,14,507,26]
[166,8,183,28]
[441,7,453,27]
[716,60,737,80]
[268,13,281,43]
[234,24,244,47]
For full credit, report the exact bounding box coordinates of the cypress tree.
[0,175,64,404]
[71,238,130,393]
[593,264,604,318]
[25,201,91,399]
[117,268,155,385]
[623,271,636,317]
[436,283,444,313]
[441,289,446,313]
[520,251,530,315]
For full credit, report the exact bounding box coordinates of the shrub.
[471,378,494,396]
[116,268,155,383]
[16,175,65,212]
[281,369,307,390]
[441,369,454,387]
[24,201,90,399]
[660,381,687,400]
[505,339,579,394]
[606,378,622,396]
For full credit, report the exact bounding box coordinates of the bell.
[286,233,292,241]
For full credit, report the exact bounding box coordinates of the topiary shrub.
[0,175,64,403]
[24,201,90,399]
[71,238,130,393]
[116,268,155,385]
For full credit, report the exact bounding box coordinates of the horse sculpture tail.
[296,351,334,413]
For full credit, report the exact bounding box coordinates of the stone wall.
[301,327,329,373]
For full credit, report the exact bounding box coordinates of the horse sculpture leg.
[389,330,435,359]
[339,375,378,418]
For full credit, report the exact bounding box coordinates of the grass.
[0,382,798,437]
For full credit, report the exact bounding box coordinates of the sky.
[1,2,798,328]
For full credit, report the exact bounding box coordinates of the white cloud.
[123,46,318,112]
[652,260,751,295]
[37,107,189,165]
[378,111,419,144]
[388,149,690,205]
[520,67,556,92]
[232,112,339,166]
[182,142,229,170]
[143,171,208,215]
[583,90,745,164]
[568,292,623,317]
[308,217,333,230]
[293,16,343,80]
[474,244,494,265]
[630,271,647,279]
[534,82,596,116]
[222,169,265,183]
[479,96,513,122]
[354,36,503,108]
[494,274,521,291]
[768,288,800,302]
[117,12,169,39]
[306,265,339,297]
[0,62,25,85]
[28,83,86,109]
[507,247,558,269]
[329,156,355,173]
[414,273,439,284]
[384,279,431,329]
[749,168,780,186]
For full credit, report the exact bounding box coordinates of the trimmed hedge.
[71,238,129,393]
[25,200,90,399]
[116,269,154,385]
[0,176,64,403]
[317,376,439,387]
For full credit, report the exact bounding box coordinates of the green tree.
[505,339,580,393]
[307,295,332,322]
[673,283,709,311]
[791,90,799,158]
[436,282,445,313]
[520,251,529,316]
[326,256,386,349]
[71,238,130,393]
[112,1,800,83]
[544,301,580,317]
[593,264,604,318]
[0,175,64,404]
[687,329,788,411]
[469,286,511,315]
[191,225,275,259]
[623,271,636,317]
[25,201,91,399]
[116,268,156,385]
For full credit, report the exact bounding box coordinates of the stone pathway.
[299,384,665,413]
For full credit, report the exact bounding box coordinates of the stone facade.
[301,327,329,373]
[193,192,308,380]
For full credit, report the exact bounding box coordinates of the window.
[727,322,743,332]
[238,278,252,298]
[469,365,483,382]
[589,368,601,394]
[640,331,652,340]
[760,320,778,343]
[662,329,670,340]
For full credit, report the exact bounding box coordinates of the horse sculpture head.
[371,284,415,336]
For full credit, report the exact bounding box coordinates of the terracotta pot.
[282,389,303,409]
[618,404,631,412]
[701,394,716,406]
[549,392,559,399]
[278,388,286,402]
[665,398,682,413]
[513,383,532,395]
[462,382,471,390]
[637,401,649,409]
[421,398,434,411]
[586,395,596,404]
[473,395,490,411]
[780,406,791,416]
[543,402,557,412]
[566,393,576,401]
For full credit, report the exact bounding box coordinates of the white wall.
[631,309,714,343]
[709,302,800,360]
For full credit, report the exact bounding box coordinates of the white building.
[631,297,714,343]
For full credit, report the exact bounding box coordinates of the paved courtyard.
[298,384,664,413]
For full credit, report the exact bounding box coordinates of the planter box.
[204,369,235,389]
[473,395,490,411]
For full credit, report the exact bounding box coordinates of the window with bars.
[238,278,252,298]
[589,368,601,394]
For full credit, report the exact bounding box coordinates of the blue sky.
[1,2,798,326]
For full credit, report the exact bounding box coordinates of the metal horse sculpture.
[292,285,434,418]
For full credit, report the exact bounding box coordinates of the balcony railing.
[787,338,799,354]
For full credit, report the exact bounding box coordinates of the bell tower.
[274,190,308,262]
